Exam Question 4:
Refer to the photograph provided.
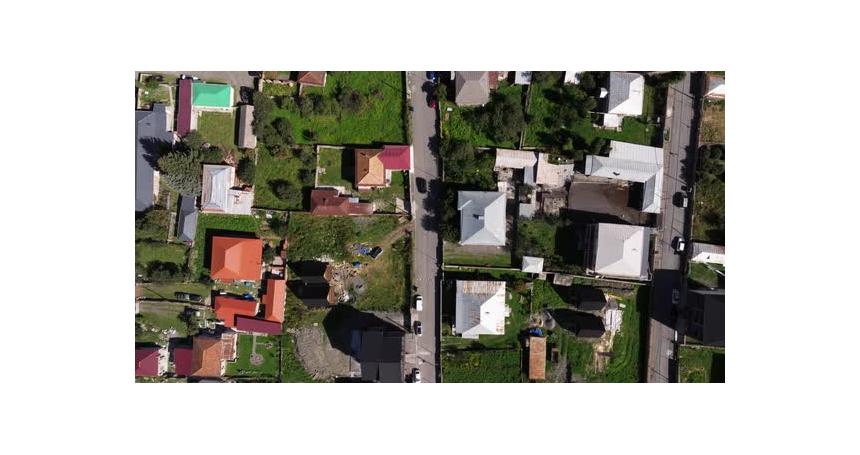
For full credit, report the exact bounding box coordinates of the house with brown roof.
[189,333,237,379]
[209,236,263,281]
[310,188,374,216]
[297,71,327,94]
[354,145,412,191]
[528,336,546,381]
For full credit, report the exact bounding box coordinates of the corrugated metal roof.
[237,105,257,149]
[593,223,650,280]
[585,141,664,214]
[455,280,507,339]
[454,71,490,106]
[607,72,644,116]
[458,191,507,246]
[176,194,198,243]
[495,148,537,169]
[521,256,544,273]
[135,104,175,211]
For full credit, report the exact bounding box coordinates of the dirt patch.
[700,100,725,144]
[294,325,355,381]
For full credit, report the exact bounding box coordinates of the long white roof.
[458,191,507,246]
[495,148,537,169]
[455,280,507,339]
[593,223,650,280]
[607,72,644,117]
[584,141,664,213]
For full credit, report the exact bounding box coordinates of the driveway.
[405,71,441,382]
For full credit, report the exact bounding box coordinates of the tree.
[530,71,557,85]
[434,83,448,102]
[302,129,319,142]
[468,91,526,144]
[271,179,301,207]
[441,139,494,189]
[136,209,169,240]
[252,92,276,133]
[182,131,206,151]
[199,145,224,164]
[157,149,202,196]
[262,244,277,263]
[237,157,256,183]
[145,261,184,282]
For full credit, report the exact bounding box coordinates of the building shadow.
[710,351,725,383]
[321,305,404,357]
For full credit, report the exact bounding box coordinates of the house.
[685,288,725,347]
[176,78,193,136]
[262,278,286,323]
[457,191,507,246]
[495,148,538,185]
[172,345,193,377]
[602,72,645,128]
[454,280,508,339]
[297,71,327,88]
[705,75,725,99]
[454,71,491,106]
[514,71,532,85]
[235,316,282,335]
[135,346,166,377]
[690,242,725,265]
[584,140,664,213]
[310,188,374,216]
[572,285,607,312]
[189,335,229,378]
[214,296,258,328]
[586,223,651,281]
[528,336,546,380]
[357,328,404,383]
[200,164,254,215]
[535,153,574,187]
[191,82,233,111]
[237,105,257,149]
[288,261,336,307]
[135,103,175,211]
[564,70,582,84]
[549,309,606,338]
[521,256,544,274]
[354,145,412,191]
[176,194,198,244]
[209,236,263,282]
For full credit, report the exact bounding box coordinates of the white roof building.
[201,164,254,215]
[705,75,725,99]
[514,71,532,85]
[454,71,490,106]
[603,72,645,128]
[584,141,664,214]
[454,280,508,339]
[590,223,651,280]
[458,191,507,246]
[521,256,545,274]
[690,242,725,265]
[564,70,582,84]
[495,148,538,170]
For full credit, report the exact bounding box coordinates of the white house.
[584,141,664,214]
[588,223,651,280]
[200,164,254,215]
[602,72,645,128]
[458,191,507,246]
[454,280,508,339]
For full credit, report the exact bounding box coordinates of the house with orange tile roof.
[262,278,286,323]
[309,188,374,216]
[354,145,412,191]
[297,71,327,87]
[190,335,226,378]
[214,296,258,328]
[209,236,263,281]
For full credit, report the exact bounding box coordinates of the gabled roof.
[521,256,545,273]
[355,149,385,187]
[173,346,193,377]
[495,148,537,169]
[191,82,233,108]
[176,194,198,243]
[191,336,224,378]
[135,103,175,211]
[454,71,490,106]
[262,278,286,323]
[209,236,263,281]
[309,188,374,216]
[297,71,327,87]
[592,223,650,280]
[458,191,507,246]
[235,316,282,335]
[214,296,259,328]
[584,141,664,213]
[528,336,546,380]
[455,280,507,339]
[237,104,257,149]
[135,346,160,377]
[606,72,645,116]
[378,145,411,170]
[201,164,235,212]
[358,329,403,383]
[176,78,192,137]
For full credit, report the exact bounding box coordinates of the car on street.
[174,292,203,303]
[674,192,689,208]
[415,177,427,194]
[412,368,421,383]
[673,236,686,254]
[426,71,437,83]
[428,99,437,109]
[369,246,384,260]
[414,321,423,336]
[414,294,423,312]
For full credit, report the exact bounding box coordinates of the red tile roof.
[310,188,374,216]
[214,296,258,328]
[379,145,411,170]
[263,278,286,323]
[177,78,192,137]
[210,236,263,281]
[135,347,160,377]
[173,346,193,377]
[297,71,327,87]
[191,336,223,378]
[235,316,282,335]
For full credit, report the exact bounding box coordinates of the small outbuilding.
[521,256,545,274]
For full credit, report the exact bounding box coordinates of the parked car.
[415,177,427,194]
[369,246,384,260]
[426,71,438,83]
[174,292,203,303]
[428,99,437,109]
[674,192,689,208]
[414,294,423,312]
[673,236,686,253]
[412,368,422,383]
[414,321,423,336]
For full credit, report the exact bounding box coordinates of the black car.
[426,71,438,83]
[415,177,427,194]
[369,246,384,260]
[414,321,423,336]
[174,292,203,303]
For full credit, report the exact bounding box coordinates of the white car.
[673,237,686,254]
[414,294,423,312]
[412,368,421,383]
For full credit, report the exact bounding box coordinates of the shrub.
[237,157,256,183]
[158,149,202,196]
[302,129,319,142]
[199,145,224,164]
[271,180,301,207]
[466,91,525,144]
[262,244,277,263]
[145,261,185,282]
[136,209,169,241]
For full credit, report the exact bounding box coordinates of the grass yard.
[226,334,280,378]
[135,241,188,273]
[135,304,189,345]
[599,288,647,382]
[440,82,524,148]
[442,349,522,383]
[692,176,725,244]
[354,236,411,312]
[443,242,512,267]
[284,282,329,330]
[138,84,172,109]
[287,213,400,262]
[368,171,407,213]
[253,147,316,210]
[515,217,585,274]
[273,71,407,144]
[192,213,261,279]
[316,146,354,189]
[281,333,317,382]
[262,80,297,97]
[700,99,725,144]
[137,281,212,301]
[689,262,724,289]
[679,345,725,383]
[197,111,237,153]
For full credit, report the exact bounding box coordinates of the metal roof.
[135,104,175,211]
[454,71,490,106]
[585,141,664,214]
[176,194,198,243]
[593,223,650,280]
[237,105,257,149]
[458,191,507,246]
[455,280,507,339]
[521,256,544,273]
[606,72,644,116]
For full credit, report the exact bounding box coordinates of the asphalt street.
[405,71,441,383]
[647,73,701,383]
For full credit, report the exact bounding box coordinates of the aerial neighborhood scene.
[135,70,725,383]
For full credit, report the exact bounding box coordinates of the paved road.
[405,71,441,383]
[139,71,257,91]
[646,73,701,383]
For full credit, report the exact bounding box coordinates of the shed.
[521,256,544,274]
[528,336,546,380]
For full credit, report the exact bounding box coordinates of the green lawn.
[354,236,410,312]
[135,241,188,273]
[197,111,236,152]
[692,176,725,244]
[443,242,512,267]
[442,349,522,383]
[440,82,523,148]
[226,334,280,378]
[679,345,725,383]
[273,71,406,144]
[282,333,317,382]
[316,146,353,189]
[138,84,172,109]
[137,282,212,300]
[287,213,400,262]
[192,213,261,279]
[599,289,647,382]
[284,282,329,330]
[368,171,407,213]
[689,262,724,289]
[135,304,189,345]
[253,147,316,210]
[262,80,297,97]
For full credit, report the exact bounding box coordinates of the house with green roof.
[191,82,233,110]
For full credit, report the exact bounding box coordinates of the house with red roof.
[209,236,263,282]
[135,346,167,377]
[354,145,412,191]
[262,278,286,323]
[176,78,192,137]
[214,296,258,328]
[235,316,282,335]
[310,188,374,216]
[297,71,327,87]
[172,345,193,377]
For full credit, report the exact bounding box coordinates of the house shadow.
[322,305,404,358]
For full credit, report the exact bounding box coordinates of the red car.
[428,99,437,109]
